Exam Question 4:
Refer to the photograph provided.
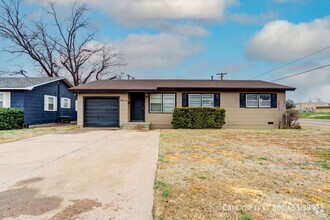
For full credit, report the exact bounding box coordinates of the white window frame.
[149,93,176,113]
[163,94,176,113]
[150,94,163,113]
[44,95,57,111]
[189,94,201,107]
[202,94,214,107]
[259,94,271,108]
[61,97,71,109]
[189,94,215,107]
[246,94,259,108]
[0,92,11,108]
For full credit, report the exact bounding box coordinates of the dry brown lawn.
[0,125,79,144]
[154,127,330,220]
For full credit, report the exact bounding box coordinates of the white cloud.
[272,60,330,102]
[164,24,209,37]
[29,0,234,25]
[118,33,203,69]
[246,17,330,62]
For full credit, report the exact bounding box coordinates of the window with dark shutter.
[214,93,220,107]
[240,93,246,108]
[182,93,188,107]
[271,94,277,108]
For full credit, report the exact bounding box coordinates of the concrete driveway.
[0,129,160,220]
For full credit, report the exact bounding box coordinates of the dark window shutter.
[182,93,188,107]
[271,94,277,108]
[214,93,220,107]
[240,93,246,108]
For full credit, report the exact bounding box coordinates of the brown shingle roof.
[70,79,296,91]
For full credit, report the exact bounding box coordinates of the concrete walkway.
[299,119,330,128]
[0,129,160,220]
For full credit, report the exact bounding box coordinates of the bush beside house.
[282,108,301,129]
[0,108,24,130]
[172,107,226,129]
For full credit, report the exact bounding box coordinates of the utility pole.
[216,72,227,80]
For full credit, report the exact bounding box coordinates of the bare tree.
[0,0,59,77]
[0,0,125,85]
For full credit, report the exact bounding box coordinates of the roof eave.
[31,77,74,89]
[70,87,296,92]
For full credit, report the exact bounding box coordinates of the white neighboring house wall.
[0,92,11,108]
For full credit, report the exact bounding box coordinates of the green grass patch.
[239,210,252,220]
[319,161,330,169]
[155,180,170,198]
[300,161,310,169]
[321,149,330,160]
[242,215,252,220]
[258,157,268,161]
[300,112,330,119]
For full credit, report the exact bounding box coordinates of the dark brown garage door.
[84,97,120,127]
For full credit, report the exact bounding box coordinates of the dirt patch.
[50,199,102,220]
[0,187,62,219]
[14,177,44,187]
[155,127,330,219]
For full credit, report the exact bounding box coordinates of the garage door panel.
[84,97,120,127]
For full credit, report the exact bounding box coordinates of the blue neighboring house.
[0,77,77,126]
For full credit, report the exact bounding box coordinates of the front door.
[130,93,145,121]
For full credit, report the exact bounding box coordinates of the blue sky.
[1,0,330,102]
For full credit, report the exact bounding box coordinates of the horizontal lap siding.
[222,92,285,128]
[77,91,285,129]
[10,91,25,109]
[145,91,285,129]
[145,92,182,129]
[24,81,77,125]
[77,93,129,127]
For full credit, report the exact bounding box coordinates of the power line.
[271,63,330,82]
[250,45,330,80]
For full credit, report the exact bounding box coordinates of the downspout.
[57,82,61,123]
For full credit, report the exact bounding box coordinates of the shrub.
[286,99,295,109]
[172,107,226,129]
[0,108,24,130]
[291,122,302,129]
[282,109,301,129]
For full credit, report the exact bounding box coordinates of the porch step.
[123,122,151,130]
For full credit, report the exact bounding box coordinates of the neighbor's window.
[246,94,258,108]
[150,93,176,113]
[189,94,214,107]
[44,95,57,111]
[61,98,71,109]
[259,94,271,108]
[0,92,10,108]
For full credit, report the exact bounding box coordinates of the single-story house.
[0,77,77,126]
[70,79,295,129]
